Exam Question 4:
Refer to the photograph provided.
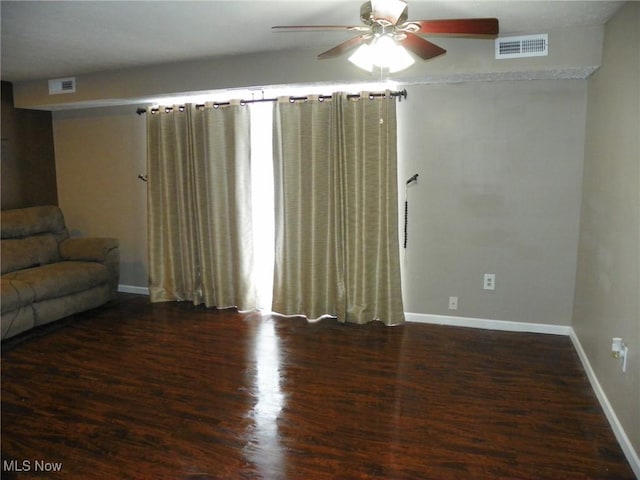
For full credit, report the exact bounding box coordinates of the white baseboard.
[405,312,571,335]
[405,312,639,477]
[117,284,149,295]
[569,329,640,478]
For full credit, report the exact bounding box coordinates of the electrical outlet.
[483,273,496,291]
[448,296,458,310]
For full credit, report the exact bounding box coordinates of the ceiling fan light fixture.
[387,48,415,72]
[348,43,375,72]
[348,34,415,73]
[375,34,415,72]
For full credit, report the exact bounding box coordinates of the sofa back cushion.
[1,205,69,242]
[1,234,61,274]
[1,206,69,274]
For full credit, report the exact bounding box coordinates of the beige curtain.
[272,93,404,325]
[146,102,256,310]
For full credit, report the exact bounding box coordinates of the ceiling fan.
[273,0,499,72]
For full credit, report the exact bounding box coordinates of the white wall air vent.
[495,34,548,59]
[48,77,76,95]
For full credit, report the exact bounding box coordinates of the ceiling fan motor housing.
[361,0,409,27]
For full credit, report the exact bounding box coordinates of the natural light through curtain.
[250,102,275,311]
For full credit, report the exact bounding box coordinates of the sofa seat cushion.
[1,278,36,314]
[3,261,109,303]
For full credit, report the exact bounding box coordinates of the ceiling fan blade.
[318,35,370,59]
[411,18,499,37]
[272,25,366,32]
[370,0,408,25]
[399,33,446,60]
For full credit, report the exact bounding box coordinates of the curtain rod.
[136,89,407,115]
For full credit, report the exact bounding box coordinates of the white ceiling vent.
[48,77,76,95]
[495,34,548,59]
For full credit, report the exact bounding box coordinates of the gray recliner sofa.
[1,205,119,340]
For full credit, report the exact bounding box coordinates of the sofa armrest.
[60,237,119,263]
[60,238,120,299]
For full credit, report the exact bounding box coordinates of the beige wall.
[398,80,586,325]
[573,1,640,456]
[53,106,148,287]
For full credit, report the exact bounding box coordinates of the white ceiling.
[1,0,625,83]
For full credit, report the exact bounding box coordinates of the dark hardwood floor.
[1,294,634,479]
